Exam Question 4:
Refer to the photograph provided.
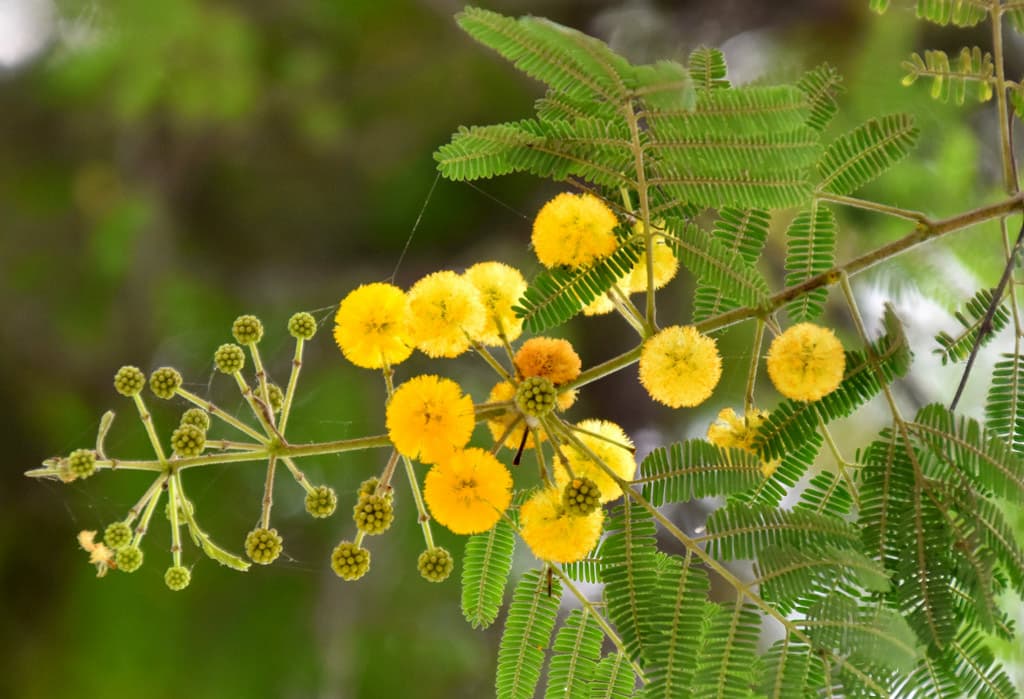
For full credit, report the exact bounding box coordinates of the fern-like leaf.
[973,497,1024,597]
[636,440,764,505]
[798,63,844,132]
[688,47,729,92]
[796,471,854,516]
[693,208,770,321]
[817,113,919,195]
[759,638,828,699]
[513,234,644,333]
[784,202,837,322]
[933,288,1009,365]
[496,569,563,699]
[602,501,660,664]
[588,654,636,699]
[690,598,763,699]
[703,503,861,560]
[755,544,891,614]
[646,85,811,137]
[740,432,823,508]
[914,0,988,28]
[461,518,516,630]
[986,352,1024,454]
[800,593,920,672]
[902,47,995,104]
[945,629,1020,699]
[631,60,696,111]
[545,608,604,699]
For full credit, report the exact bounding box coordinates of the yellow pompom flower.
[406,271,486,358]
[639,326,722,408]
[532,192,619,269]
[486,381,576,450]
[707,408,780,478]
[766,323,846,402]
[627,237,679,293]
[386,375,475,464]
[582,273,630,316]
[555,419,636,503]
[333,283,413,369]
[464,262,527,345]
[514,337,582,385]
[519,486,603,563]
[424,447,513,534]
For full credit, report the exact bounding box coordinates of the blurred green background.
[3,1,1022,697]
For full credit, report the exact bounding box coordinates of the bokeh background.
[2,0,1023,696]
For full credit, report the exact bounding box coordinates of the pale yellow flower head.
[627,237,679,293]
[333,282,414,369]
[464,261,527,345]
[424,447,513,535]
[532,192,619,269]
[555,419,636,503]
[386,375,475,464]
[406,271,486,358]
[582,272,630,316]
[514,337,582,385]
[519,486,603,563]
[707,407,780,478]
[766,323,846,402]
[639,326,722,408]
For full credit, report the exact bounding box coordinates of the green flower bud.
[171,424,206,457]
[515,376,557,418]
[67,448,97,479]
[113,365,146,397]
[288,311,317,340]
[563,477,601,516]
[245,527,283,565]
[232,315,264,345]
[331,540,370,581]
[149,367,182,400]
[305,485,337,518]
[417,546,454,583]
[353,493,394,535]
[116,545,144,573]
[165,498,195,525]
[103,521,133,550]
[214,343,245,374]
[164,566,191,591]
[359,477,382,498]
[254,382,284,413]
[180,408,210,432]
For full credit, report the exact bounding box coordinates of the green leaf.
[914,0,988,28]
[796,471,854,516]
[687,47,729,92]
[588,654,636,699]
[693,208,771,322]
[784,202,837,323]
[800,593,920,672]
[647,85,811,137]
[944,629,1020,699]
[759,638,828,699]
[563,538,604,584]
[631,60,695,111]
[986,352,1024,454]
[740,431,823,508]
[933,288,1009,365]
[902,48,994,105]
[461,518,516,629]
[817,113,919,195]
[456,7,631,102]
[703,504,861,561]
[755,544,891,614]
[513,233,644,333]
[797,63,844,132]
[602,500,660,663]
[636,440,764,505]
[646,127,821,179]
[869,0,890,13]
[690,598,763,699]
[662,218,771,312]
[545,609,604,699]
[496,569,563,699]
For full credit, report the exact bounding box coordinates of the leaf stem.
[176,387,268,444]
[278,336,305,435]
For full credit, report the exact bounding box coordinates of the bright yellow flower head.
[707,407,780,478]
[485,381,576,450]
[627,237,679,293]
[424,447,513,534]
[386,375,475,464]
[514,337,582,385]
[333,283,413,369]
[519,486,603,563]
[639,326,722,408]
[406,271,486,358]
[766,323,846,402]
[464,262,527,345]
[555,419,636,503]
[582,273,630,316]
[532,192,619,269]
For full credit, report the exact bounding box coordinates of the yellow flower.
[627,237,678,293]
[514,337,582,385]
[707,408,780,478]
[424,447,513,534]
[464,262,527,345]
[766,323,846,402]
[386,375,475,464]
[532,192,619,269]
[333,283,413,369]
[554,419,636,503]
[639,326,722,408]
[582,273,630,316]
[406,271,486,358]
[519,487,603,563]
[485,381,576,450]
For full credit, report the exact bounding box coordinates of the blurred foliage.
[2,0,1022,697]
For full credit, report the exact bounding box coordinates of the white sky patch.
[0,0,54,69]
